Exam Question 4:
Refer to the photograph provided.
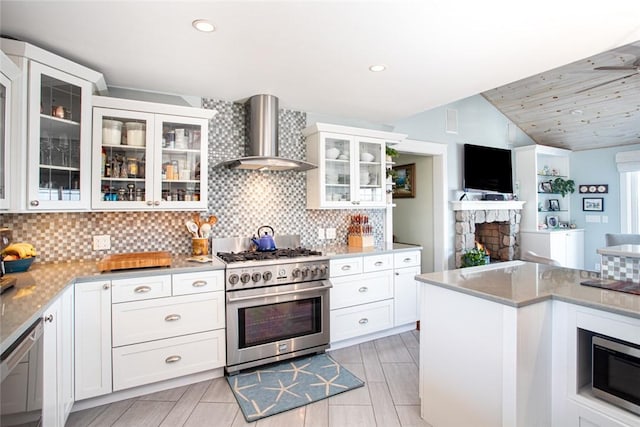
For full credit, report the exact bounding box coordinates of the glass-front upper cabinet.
[304,123,404,209]
[28,62,93,210]
[0,52,18,210]
[91,96,214,210]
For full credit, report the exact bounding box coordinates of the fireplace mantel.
[450,200,525,211]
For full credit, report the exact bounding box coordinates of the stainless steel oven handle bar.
[227,283,331,303]
[1,318,43,382]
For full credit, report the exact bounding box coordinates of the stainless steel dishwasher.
[1,318,44,426]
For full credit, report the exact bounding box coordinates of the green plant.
[461,247,489,267]
[386,168,398,179]
[385,146,399,158]
[551,177,576,197]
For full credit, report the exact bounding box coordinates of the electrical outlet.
[93,235,111,251]
[602,215,608,223]
[326,228,336,239]
[317,228,325,240]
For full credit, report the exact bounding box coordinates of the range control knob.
[252,272,262,283]
[228,274,239,285]
[292,268,301,278]
[240,273,251,284]
[301,267,310,278]
[319,265,328,276]
[263,271,273,281]
[311,266,320,276]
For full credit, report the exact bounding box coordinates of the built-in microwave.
[592,335,640,416]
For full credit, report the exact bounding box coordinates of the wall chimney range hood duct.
[217,94,316,171]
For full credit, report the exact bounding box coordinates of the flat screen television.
[463,144,513,194]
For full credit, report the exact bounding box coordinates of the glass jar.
[135,188,144,201]
[127,158,138,178]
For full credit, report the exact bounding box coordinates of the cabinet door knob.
[164,314,181,322]
[165,355,182,364]
[154,201,160,206]
[134,285,152,293]
[103,283,110,290]
[30,200,40,206]
[358,318,369,325]
[395,272,400,276]
[192,280,207,287]
[44,314,53,323]
[146,201,154,206]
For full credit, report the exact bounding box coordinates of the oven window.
[238,297,321,348]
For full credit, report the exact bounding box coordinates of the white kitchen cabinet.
[0,51,20,210]
[329,254,395,343]
[74,280,112,401]
[42,286,74,427]
[1,37,106,212]
[303,123,406,209]
[393,250,421,326]
[91,96,215,210]
[520,229,585,269]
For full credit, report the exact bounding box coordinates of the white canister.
[125,122,146,147]
[102,119,123,145]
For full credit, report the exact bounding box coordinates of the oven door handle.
[1,318,43,382]
[227,283,332,302]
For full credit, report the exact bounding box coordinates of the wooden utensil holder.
[348,234,374,248]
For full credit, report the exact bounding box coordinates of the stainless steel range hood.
[217,94,316,171]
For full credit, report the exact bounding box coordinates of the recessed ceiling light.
[570,109,583,115]
[369,64,386,72]
[192,19,215,33]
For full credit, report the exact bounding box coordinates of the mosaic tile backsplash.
[600,255,640,283]
[0,98,384,263]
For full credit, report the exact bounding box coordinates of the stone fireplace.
[451,201,524,268]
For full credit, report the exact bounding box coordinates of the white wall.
[393,154,434,273]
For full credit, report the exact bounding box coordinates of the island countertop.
[416,261,640,319]
[596,244,640,258]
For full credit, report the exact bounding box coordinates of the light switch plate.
[326,228,336,239]
[317,228,325,240]
[585,215,601,223]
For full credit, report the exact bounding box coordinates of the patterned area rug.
[227,353,365,422]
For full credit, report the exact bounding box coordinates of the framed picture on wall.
[392,163,416,198]
[583,197,604,212]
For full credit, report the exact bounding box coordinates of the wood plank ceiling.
[482,41,640,151]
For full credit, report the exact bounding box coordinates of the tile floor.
[65,330,429,427]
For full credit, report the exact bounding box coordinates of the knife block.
[348,235,374,248]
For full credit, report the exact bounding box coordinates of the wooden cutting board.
[97,251,171,272]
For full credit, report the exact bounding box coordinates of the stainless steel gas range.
[214,236,331,374]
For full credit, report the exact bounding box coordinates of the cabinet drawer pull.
[192,280,207,288]
[358,286,368,293]
[403,257,412,263]
[341,265,352,271]
[164,314,181,322]
[146,201,154,206]
[134,285,152,293]
[359,318,369,325]
[374,261,383,266]
[165,355,182,364]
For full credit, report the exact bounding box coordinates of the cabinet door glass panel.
[325,137,351,203]
[38,74,83,201]
[160,121,202,202]
[358,141,383,203]
[99,115,150,203]
[0,78,6,203]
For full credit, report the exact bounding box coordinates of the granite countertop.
[416,261,640,319]
[1,255,225,354]
[596,244,640,258]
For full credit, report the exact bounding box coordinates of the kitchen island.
[597,244,640,284]
[415,261,640,427]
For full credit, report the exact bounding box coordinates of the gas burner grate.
[217,248,322,264]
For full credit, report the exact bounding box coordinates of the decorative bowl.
[326,148,340,159]
[360,152,375,162]
[4,257,35,273]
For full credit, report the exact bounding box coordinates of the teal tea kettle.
[251,225,276,251]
